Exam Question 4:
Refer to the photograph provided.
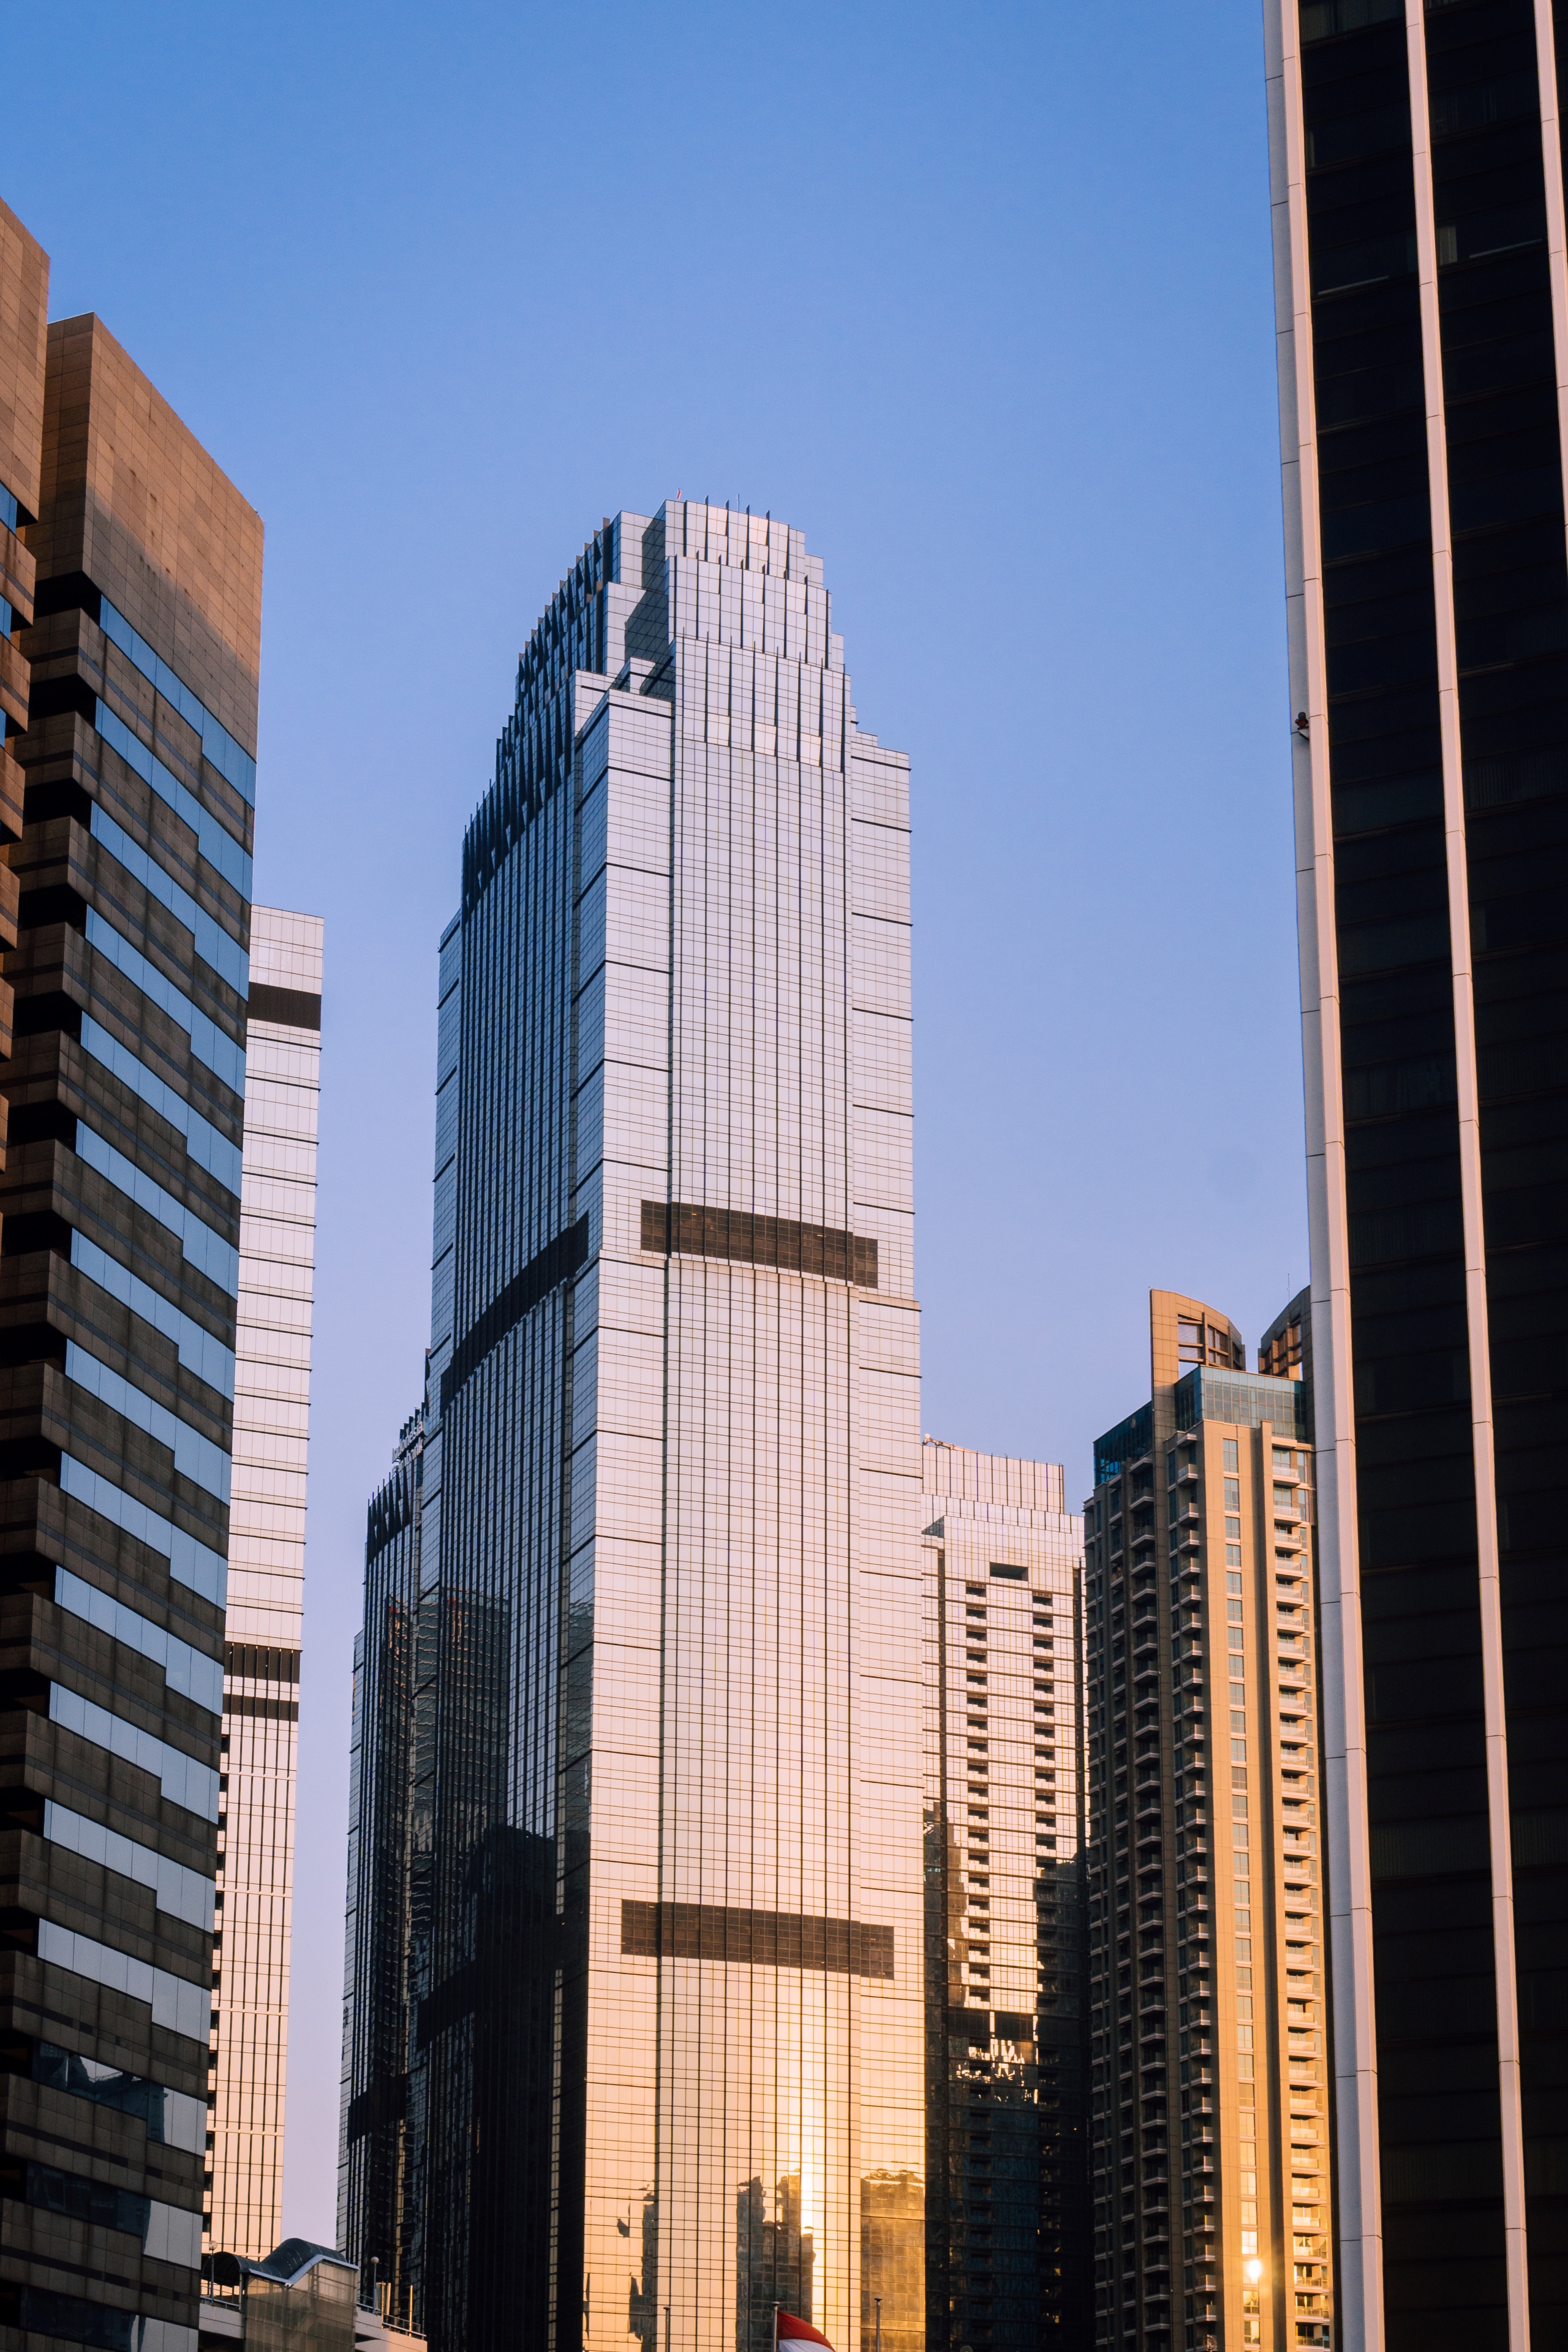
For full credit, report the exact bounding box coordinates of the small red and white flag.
[775,2314,833,2349]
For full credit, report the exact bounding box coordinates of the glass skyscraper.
[339,501,924,2352]
[1266,5,1568,2344]
[338,1401,426,2335]
[0,210,261,2352]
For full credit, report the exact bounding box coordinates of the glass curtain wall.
[339,505,925,2352]
[1268,3,1568,2341]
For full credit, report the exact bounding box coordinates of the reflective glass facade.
[1267,6,1568,2343]
[339,503,924,2352]
[1084,1295,1325,2352]
[0,252,262,2352]
[337,1403,425,2334]
[919,1441,1088,2352]
[209,911,322,2258]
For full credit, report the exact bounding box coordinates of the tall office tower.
[208,908,322,2258]
[0,236,261,2352]
[1267,6,1568,2343]
[1083,1294,1327,2352]
[919,1439,1088,2352]
[336,502,924,2352]
[338,1398,426,2331]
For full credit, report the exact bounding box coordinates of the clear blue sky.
[6,1,1302,2246]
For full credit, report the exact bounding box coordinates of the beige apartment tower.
[921,1440,1088,2352]
[208,910,323,2256]
[1085,1292,1330,2352]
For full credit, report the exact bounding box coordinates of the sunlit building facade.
[208,908,323,2257]
[339,501,924,2352]
[1266,6,1568,2343]
[0,215,261,2352]
[920,1440,1088,2352]
[1084,1294,1329,2352]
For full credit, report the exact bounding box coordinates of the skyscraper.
[208,908,322,2258]
[920,1439,1088,2352]
[338,502,924,2352]
[337,1399,426,2333]
[1267,6,1568,2343]
[1084,1295,1325,2352]
[0,219,261,2352]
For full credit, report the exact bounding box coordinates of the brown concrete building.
[0,202,47,1148]
[1084,1292,1332,2352]
[0,204,261,2352]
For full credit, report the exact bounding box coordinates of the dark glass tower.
[0,219,260,2352]
[337,1404,426,2331]
[339,502,925,2352]
[1267,5,1568,2345]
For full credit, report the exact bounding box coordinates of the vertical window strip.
[1535,2,1568,550]
[1406,9,1531,2342]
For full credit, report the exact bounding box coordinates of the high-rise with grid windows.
[1267,4,1568,2343]
[337,502,924,2352]
[920,1439,1088,2352]
[0,207,261,2352]
[1084,1294,1328,2352]
[206,908,322,2260]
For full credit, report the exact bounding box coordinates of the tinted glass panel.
[1302,6,1506,2329]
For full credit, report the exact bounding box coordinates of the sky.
[5,0,1302,2250]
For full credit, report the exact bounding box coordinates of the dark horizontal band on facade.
[346,2069,409,2146]
[222,1693,298,1722]
[2,2283,140,2352]
[417,1934,560,2054]
[247,983,320,1031]
[620,1899,894,1979]
[439,1215,591,1414]
[945,2005,1036,2045]
[640,1200,877,1289]
[224,1643,300,1684]
[366,1471,415,1558]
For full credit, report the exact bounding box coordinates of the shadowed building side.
[1265,5,1568,2342]
[339,1407,426,2335]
